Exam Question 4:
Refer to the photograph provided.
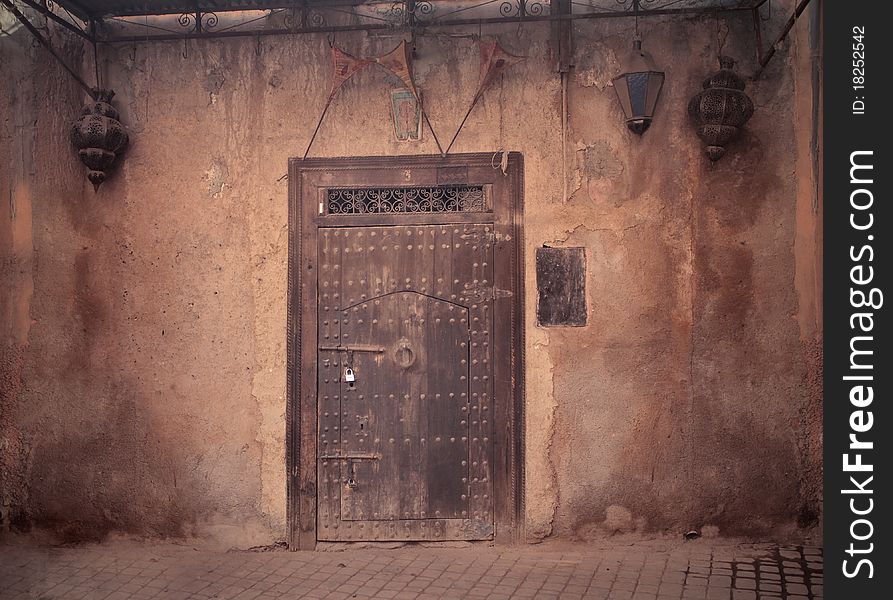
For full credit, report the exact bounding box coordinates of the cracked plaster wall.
[1,0,821,545]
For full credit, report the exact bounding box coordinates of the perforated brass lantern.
[70,89,129,191]
[612,39,665,135]
[687,56,754,161]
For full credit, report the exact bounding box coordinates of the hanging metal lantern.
[687,56,754,161]
[612,39,665,135]
[70,89,129,191]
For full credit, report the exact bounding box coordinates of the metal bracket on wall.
[550,0,573,74]
[0,0,97,98]
[17,0,93,41]
[753,0,814,79]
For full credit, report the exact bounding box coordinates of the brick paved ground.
[0,538,822,600]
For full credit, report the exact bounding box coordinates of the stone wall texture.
[1,1,822,545]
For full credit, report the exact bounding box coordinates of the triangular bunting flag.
[374,40,418,98]
[476,40,525,97]
[305,46,373,158]
[330,45,372,100]
[445,40,526,153]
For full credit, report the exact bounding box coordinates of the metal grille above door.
[326,185,488,214]
[288,154,524,549]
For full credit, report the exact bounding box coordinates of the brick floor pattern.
[0,541,822,600]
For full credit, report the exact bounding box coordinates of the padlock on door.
[346,460,358,489]
[344,367,356,384]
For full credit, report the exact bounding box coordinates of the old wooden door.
[289,155,523,547]
[317,223,495,540]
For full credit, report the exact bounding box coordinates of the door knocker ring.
[393,338,416,369]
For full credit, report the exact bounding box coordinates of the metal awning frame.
[3,0,812,80]
[16,0,769,44]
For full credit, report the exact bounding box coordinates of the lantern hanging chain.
[561,70,568,203]
[715,17,729,58]
[93,35,103,89]
[144,14,150,122]
[0,0,97,99]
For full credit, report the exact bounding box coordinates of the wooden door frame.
[286,153,525,549]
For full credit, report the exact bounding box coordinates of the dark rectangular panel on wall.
[536,247,586,327]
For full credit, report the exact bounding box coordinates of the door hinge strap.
[319,454,380,460]
[460,286,513,302]
[318,344,385,353]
